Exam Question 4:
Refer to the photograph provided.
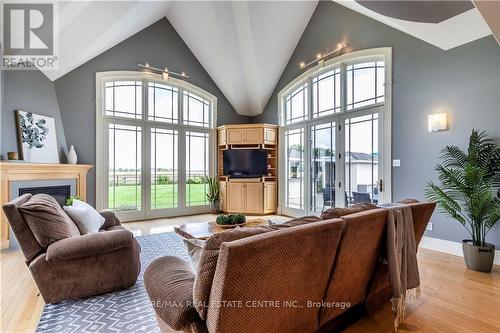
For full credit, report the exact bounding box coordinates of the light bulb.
[181,72,186,77]
[145,62,150,68]
[316,53,322,59]
[299,62,305,69]
[337,43,343,49]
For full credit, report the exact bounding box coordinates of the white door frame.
[95,71,217,221]
[278,48,392,217]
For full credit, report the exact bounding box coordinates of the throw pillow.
[182,238,206,271]
[63,199,105,234]
[320,203,377,220]
[19,194,80,248]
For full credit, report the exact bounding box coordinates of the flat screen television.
[223,149,267,178]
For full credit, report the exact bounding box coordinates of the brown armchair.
[2,194,141,303]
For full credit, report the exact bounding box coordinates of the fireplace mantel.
[0,162,93,249]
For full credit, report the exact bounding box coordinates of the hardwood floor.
[1,214,499,333]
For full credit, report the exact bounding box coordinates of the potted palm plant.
[426,129,500,272]
[206,176,220,214]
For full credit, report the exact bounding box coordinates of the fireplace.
[19,185,71,207]
[1,162,93,249]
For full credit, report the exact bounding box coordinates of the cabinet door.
[264,128,277,144]
[227,183,245,212]
[219,181,227,212]
[245,183,264,214]
[218,129,226,146]
[227,129,245,144]
[244,128,263,144]
[264,182,277,213]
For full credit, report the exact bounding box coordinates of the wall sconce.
[428,113,448,132]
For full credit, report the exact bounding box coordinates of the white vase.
[67,145,77,164]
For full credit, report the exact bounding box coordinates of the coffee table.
[174,218,268,240]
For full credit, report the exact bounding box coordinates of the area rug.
[36,232,188,333]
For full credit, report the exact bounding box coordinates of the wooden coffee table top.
[174,218,268,240]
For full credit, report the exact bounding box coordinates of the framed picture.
[15,110,60,163]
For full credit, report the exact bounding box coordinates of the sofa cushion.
[320,203,377,220]
[397,198,420,204]
[2,194,44,262]
[193,226,274,320]
[319,208,388,325]
[269,215,321,229]
[63,199,105,234]
[145,256,205,332]
[19,194,80,248]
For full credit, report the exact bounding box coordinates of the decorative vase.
[462,240,495,273]
[209,201,220,214]
[67,145,78,164]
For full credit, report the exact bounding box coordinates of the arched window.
[95,71,217,221]
[278,48,392,216]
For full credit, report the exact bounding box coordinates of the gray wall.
[55,18,250,207]
[1,69,68,161]
[253,1,500,247]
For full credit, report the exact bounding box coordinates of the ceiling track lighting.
[299,42,348,69]
[137,62,190,79]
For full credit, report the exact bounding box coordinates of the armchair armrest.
[46,229,134,262]
[144,256,201,331]
[100,210,121,229]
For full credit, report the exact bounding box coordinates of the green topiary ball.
[216,214,246,225]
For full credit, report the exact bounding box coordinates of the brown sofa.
[2,194,141,303]
[145,202,435,333]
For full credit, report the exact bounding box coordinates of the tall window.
[96,72,217,221]
[279,48,392,216]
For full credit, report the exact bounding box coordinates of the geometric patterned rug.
[36,232,188,333]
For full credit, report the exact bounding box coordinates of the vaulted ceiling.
[40,1,497,116]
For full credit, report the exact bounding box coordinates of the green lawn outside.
[109,183,207,211]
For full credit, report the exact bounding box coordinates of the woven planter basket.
[462,240,495,273]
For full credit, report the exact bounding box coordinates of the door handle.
[379,179,383,192]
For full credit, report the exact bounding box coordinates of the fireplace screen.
[19,185,71,207]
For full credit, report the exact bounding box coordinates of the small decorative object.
[205,176,220,214]
[67,145,78,164]
[15,110,59,163]
[7,152,18,160]
[216,214,246,228]
[426,129,499,272]
[65,196,81,206]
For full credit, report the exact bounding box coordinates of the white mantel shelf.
[0,162,93,249]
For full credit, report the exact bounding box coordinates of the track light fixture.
[299,42,348,69]
[137,62,190,79]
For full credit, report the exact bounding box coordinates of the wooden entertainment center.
[217,123,278,214]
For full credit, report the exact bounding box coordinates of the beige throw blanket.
[383,204,421,331]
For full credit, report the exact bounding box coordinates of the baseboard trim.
[420,236,500,266]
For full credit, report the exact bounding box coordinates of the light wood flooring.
[1,214,499,333]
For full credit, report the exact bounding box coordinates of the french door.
[282,107,385,216]
[279,49,392,217]
[96,72,216,221]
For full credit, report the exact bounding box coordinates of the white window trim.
[277,48,392,215]
[95,71,218,218]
